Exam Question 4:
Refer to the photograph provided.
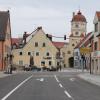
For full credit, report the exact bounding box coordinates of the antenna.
[78,5,81,11]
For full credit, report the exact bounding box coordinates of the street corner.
[78,73,100,87]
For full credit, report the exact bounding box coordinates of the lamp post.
[81,54,85,72]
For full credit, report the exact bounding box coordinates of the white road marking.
[1,75,33,100]
[54,75,60,83]
[64,90,72,98]
[59,83,63,88]
[36,78,44,82]
[70,78,75,82]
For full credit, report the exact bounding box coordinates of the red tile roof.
[96,11,100,21]
[11,38,20,45]
[75,32,92,48]
[52,41,66,49]
[80,33,85,37]
[72,10,86,22]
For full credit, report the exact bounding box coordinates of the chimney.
[23,31,27,44]
[73,12,75,17]
[37,26,42,30]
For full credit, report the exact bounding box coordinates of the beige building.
[91,11,100,74]
[65,10,87,67]
[12,27,67,69]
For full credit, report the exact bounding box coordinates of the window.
[46,52,49,56]
[19,60,23,65]
[94,42,97,50]
[67,51,71,54]
[35,42,38,47]
[49,61,52,66]
[43,43,46,47]
[72,44,75,46]
[75,24,79,28]
[41,61,45,66]
[36,52,39,56]
[28,52,31,55]
[95,23,98,32]
[75,32,79,35]
[19,52,23,55]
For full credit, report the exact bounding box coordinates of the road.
[0,71,100,100]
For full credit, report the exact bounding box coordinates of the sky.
[0,0,100,41]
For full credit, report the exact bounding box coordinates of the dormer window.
[46,52,50,56]
[95,23,98,32]
[43,43,46,47]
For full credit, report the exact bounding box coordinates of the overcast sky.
[0,0,100,41]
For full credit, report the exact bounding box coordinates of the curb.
[78,73,100,87]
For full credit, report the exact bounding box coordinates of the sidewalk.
[61,68,100,87]
[0,71,12,78]
[78,73,100,87]
[61,68,88,73]
[0,70,25,78]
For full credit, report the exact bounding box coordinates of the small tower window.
[75,24,79,28]
[75,32,79,35]
[72,44,75,46]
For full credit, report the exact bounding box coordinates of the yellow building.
[12,27,67,69]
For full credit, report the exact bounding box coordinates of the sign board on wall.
[80,47,91,54]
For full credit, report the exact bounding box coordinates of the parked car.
[31,66,41,71]
[24,64,31,71]
[48,66,57,71]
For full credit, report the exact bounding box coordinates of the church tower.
[70,10,87,38]
[65,10,87,67]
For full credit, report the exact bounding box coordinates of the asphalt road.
[0,71,100,100]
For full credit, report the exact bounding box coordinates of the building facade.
[12,27,67,69]
[74,32,93,70]
[0,10,12,71]
[91,12,100,74]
